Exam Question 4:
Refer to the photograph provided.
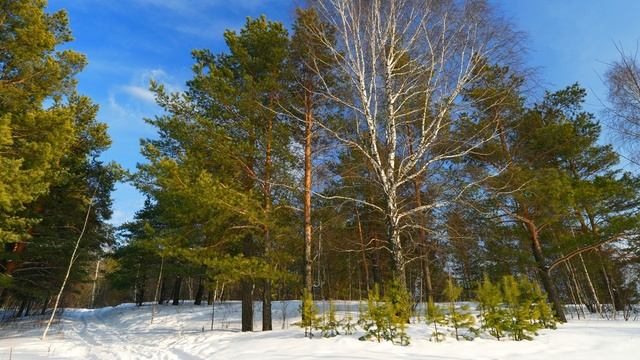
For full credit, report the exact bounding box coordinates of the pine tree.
[299,290,320,338]
[444,276,476,340]
[477,274,508,340]
[530,281,557,329]
[502,276,539,341]
[290,7,337,303]
[425,298,446,342]
[320,300,340,337]
[135,15,296,332]
[0,2,117,308]
[0,0,84,280]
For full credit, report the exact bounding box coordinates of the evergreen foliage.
[0,0,118,309]
[444,276,476,340]
[358,283,410,345]
[477,274,557,341]
[299,290,320,338]
[477,274,508,340]
[425,298,447,342]
[320,300,340,338]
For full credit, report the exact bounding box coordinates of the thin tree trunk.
[562,266,581,319]
[25,300,32,317]
[90,259,101,309]
[578,253,601,315]
[407,125,433,302]
[355,205,369,293]
[303,89,314,300]
[601,262,617,319]
[16,300,27,318]
[566,260,587,318]
[42,192,94,340]
[151,256,164,324]
[210,280,218,331]
[40,297,50,316]
[261,103,274,331]
[136,273,146,306]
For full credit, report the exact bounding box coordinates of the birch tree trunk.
[307,0,515,288]
[42,195,94,340]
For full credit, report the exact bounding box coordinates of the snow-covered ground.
[0,301,638,359]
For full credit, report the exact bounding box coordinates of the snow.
[0,301,638,359]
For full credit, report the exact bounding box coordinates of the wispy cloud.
[122,85,156,103]
[115,68,182,105]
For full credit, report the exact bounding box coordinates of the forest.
[1,0,640,350]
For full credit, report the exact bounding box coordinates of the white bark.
[42,196,94,340]
[151,256,164,324]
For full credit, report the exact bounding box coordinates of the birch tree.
[605,47,640,165]
[306,0,519,285]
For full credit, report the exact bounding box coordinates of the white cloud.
[115,67,183,105]
[122,85,156,103]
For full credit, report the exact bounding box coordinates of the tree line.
[1,0,639,333]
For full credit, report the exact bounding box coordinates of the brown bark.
[525,220,567,322]
[159,279,166,305]
[262,102,274,331]
[194,275,205,306]
[241,235,254,332]
[241,123,256,332]
[172,276,181,306]
[303,89,314,299]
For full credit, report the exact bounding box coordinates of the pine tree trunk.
[526,222,567,322]
[241,234,254,332]
[207,289,213,305]
[159,279,166,305]
[303,90,314,300]
[136,274,146,306]
[261,102,274,331]
[194,273,205,305]
[172,276,181,306]
[262,279,272,331]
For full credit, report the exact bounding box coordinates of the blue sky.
[47,0,640,226]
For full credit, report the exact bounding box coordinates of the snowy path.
[0,302,638,359]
